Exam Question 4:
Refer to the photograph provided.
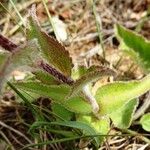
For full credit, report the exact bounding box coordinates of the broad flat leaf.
[13,81,70,102]
[27,10,72,76]
[95,74,150,116]
[140,113,150,132]
[77,115,110,145]
[33,70,58,85]
[115,24,150,72]
[110,99,138,128]
[68,67,115,98]
[64,96,92,114]
[30,121,100,147]
[13,81,93,114]
[51,103,74,121]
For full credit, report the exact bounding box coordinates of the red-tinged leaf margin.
[27,6,73,77]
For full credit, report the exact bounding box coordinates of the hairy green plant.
[0,8,150,149]
[115,24,150,72]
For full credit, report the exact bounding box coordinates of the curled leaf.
[68,66,116,98]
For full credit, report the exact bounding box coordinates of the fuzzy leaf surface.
[13,81,70,102]
[77,115,110,145]
[95,74,150,115]
[140,113,150,132]
[115,24,150,72]
[51,103,74,121]
[27,11,72,76]
[13,81,93,114]
[33,70,58,85]
[64,96,92,114]
[68,67,115,98]
[110,99,138,128]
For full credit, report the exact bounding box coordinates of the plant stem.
[9,0,25,27]
[92,0,105,58]
[42,0,59,41]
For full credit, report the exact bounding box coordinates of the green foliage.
[140,113,150,132]
[27,9,73,76]
[13,81,71,102]
[33,70,58,85]
[68,67,115,98]
[77,115,110,144]
[95,74,150,116]
[13,81,93,114]
[51,103,74,121]
[71,66,88,80]
[64,96,92,114]
[115,24,150,72]
[110,99,138,128]
[30,121,100,147]
[1,7,150,148]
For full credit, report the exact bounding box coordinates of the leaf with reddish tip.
[27,9,73,76]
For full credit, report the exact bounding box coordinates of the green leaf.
[15,81,92,114]
[115,24,150,72]
[30,121,100,147]
[140,113,150,132]
[27,10,73,76]
[33,70,58,85]
[110,99,139,128]
[95,74,150,116]
[13,81,93,114]
[51,103,74,121]
[68,67,115,98]
[64,96,92,114]
[71,66,89,80]
[7,81,43,120]
[77,115,110,145]
[13,81,70,102]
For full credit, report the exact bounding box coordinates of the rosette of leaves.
[1,8,150,147]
